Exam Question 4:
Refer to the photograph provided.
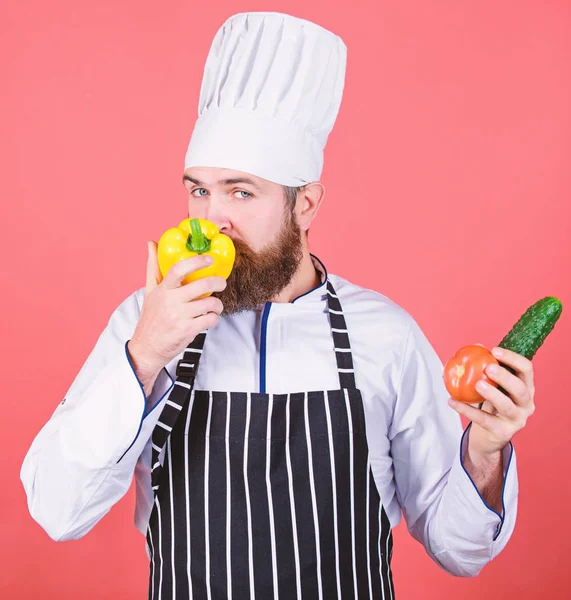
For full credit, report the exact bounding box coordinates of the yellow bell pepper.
[157,218,235,290]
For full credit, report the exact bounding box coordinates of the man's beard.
[213,212,304,315]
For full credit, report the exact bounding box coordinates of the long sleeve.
[20,289,175,542]
[388,317,518,577]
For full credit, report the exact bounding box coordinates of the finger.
[191,311,221,333]
[184,296,224,318]
[492,347,534,388]
[163,255,214,290]
[484,363,530,407]
[176,276,227,301]
[474,379,520,420]
[480,399,499,416]
[145,241,162,293]
[448,397,499,429]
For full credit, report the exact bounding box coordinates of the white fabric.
[184,12,347,186]
[21,257,518,578]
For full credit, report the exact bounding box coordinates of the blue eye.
[189,188,252,199]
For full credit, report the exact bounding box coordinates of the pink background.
[2,1,570,598]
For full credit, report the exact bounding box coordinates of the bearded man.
[22,11,535,600]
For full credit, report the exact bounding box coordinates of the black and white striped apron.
[146,279,395,599]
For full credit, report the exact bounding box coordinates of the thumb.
[145,240,162,293]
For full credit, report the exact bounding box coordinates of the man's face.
[183,166,289,252]
[182,166,304,314]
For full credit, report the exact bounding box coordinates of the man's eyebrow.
[182,174,262,191]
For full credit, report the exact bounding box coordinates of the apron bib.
[146,280,395,599]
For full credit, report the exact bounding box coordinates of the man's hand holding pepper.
[127,240,227,396]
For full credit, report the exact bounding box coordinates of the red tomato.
[443,345,500,404]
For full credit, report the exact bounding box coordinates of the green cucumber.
[498,296,563,359]
[478,296,562,409]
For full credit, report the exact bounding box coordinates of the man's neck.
[271,250,322,304]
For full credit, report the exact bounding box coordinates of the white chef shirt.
[21,255,518,578]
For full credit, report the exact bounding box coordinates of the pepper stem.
[186,218,211,253]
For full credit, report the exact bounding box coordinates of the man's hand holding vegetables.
[448,346,536,513]
[127,248,227,398]
[443,294,561,513]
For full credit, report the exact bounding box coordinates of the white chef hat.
[183,11,347,186]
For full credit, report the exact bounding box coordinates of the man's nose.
[190,196,231,233]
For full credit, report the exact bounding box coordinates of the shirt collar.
[290,253,328,304]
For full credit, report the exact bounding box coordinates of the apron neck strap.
[175,330,207,379]
[149,331,207,491]
[325,279,357,390]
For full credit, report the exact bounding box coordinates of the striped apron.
[146,279,395,599]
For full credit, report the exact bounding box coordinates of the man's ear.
[297,182,325,233]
